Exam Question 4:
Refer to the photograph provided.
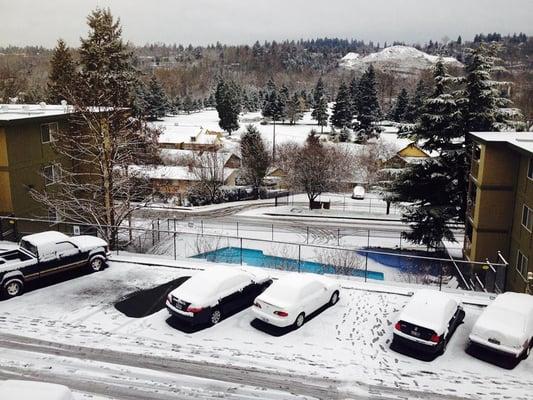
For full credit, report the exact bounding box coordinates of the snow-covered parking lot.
[0,259,532,400]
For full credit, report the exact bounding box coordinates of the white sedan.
[0,380,74,400]
[252,273,340,329]
[469,292,533,359]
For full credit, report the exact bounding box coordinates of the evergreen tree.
[47,39,77,104]
[215,78,241,135]
[356,65,381,138]
[391,59,465,250]
[348,77,360,115]
[240,125,270,197]
[182,95,194,114]
[262,82,284,122]
[463,44,522,133]
[311,77,329,133]
[405,79,429,122]
[391,88,409,122]
[279,84,290,122]
[330,82,353,130]
[144,75,168,120]
[286,93,304,125]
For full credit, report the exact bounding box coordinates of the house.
[465,132,533,293]
[128,165,238,204]
[0,103,74,221]
[157,123,223,151]
[382,142,430,169]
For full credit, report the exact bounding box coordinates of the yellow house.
[382,142,430,169]
[465,132,533,293]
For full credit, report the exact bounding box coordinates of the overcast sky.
[1,0,531,48]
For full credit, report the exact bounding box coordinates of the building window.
[41,122,58,144]
[528,158,533,180]
[522,205,531,230]
[48,209,60,223]
[43,164,61,186]
[516,250,528,278]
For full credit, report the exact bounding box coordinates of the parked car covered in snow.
[166,267,272,326]
[469,292,533,360]
[351,185,365,199]
[0,231,110,299]
[252,273,340,329]
[392,289,464,355]
[0,380,74,400]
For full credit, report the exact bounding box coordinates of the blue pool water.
[192,247,385,281]
[359,249,442,275]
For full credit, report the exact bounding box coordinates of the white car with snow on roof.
[0,380,74,400]
[252,273,340,329]
[469,292,533,360]
[166,267,272,326]
[0,231,109,299]
[392,289,465,355]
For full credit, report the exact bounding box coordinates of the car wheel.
[210,309,222,325]
[3,279,23,298]
[329,291,339,306]
[89,256,105,272]
[294,312,305,329]
[439,338,448,355]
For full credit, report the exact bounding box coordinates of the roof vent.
[60,100,67,106]
[39,102,46,109]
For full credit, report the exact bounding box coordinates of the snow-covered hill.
[340,45,462,75]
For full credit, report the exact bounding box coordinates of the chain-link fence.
[0,215,506,294]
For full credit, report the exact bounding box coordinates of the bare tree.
[282,132,353,208]
[189,151,227,204]
[353,139,397,187]
[316,248,364,276]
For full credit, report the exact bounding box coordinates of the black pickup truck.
[0,231,110,299]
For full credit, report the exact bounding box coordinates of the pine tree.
[463,44,522,133]
[286,93,304,125]
[240,125,270,197]
[144,75,168,120]
[391,88,409,122]
[215,78,241,135]
[279,85,290,122]
[330,82,353,130]
[356,65,381,137]
[47,39,77,103]
[390,59,465,250]
[182,95,194,114]
[405,80,429,123]
[348,77,360,115]
[311,77,328,133]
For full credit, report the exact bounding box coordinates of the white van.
[469,292,533,359]
[352,185,365,200]
[0,380,74,400]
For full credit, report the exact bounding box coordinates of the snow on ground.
[0,259,531,399]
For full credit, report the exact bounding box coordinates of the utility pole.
[272,119,276,162]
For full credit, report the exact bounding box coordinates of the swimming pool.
[192,247,384,280]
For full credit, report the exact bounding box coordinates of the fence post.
[365,251,368,283]
[439,262,443,291]
[399,234,402,251]
[173,232,177,260]
[271,224,274,241]
[369,198,372,214]
[201,220,204,235]
[306,227,309,244]
[367,229,370,248]
[240,237,243,265]
[157,218,160,242]
[298,245,301,273]
[337,228,340,246]
[116,229,119,255]
[236,222,239,237]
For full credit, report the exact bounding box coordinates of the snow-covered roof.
[0,380,73,400]
[397,289,459,334]
[128,165,237,182]
[0,103,74,122]
[469,131,533,155]
[21,231,69,246]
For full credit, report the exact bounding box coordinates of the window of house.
[48,208,60,223]
[472,144,481,161]
[43,164,61,186]
[522,204,533,232]
[516,250,528,278]
[528,158,533,180]
[41,122,58,144]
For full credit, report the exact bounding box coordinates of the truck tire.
[89,256,106,272]
[3,278,24,299]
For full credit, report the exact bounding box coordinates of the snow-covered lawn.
[0,260,531,399]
